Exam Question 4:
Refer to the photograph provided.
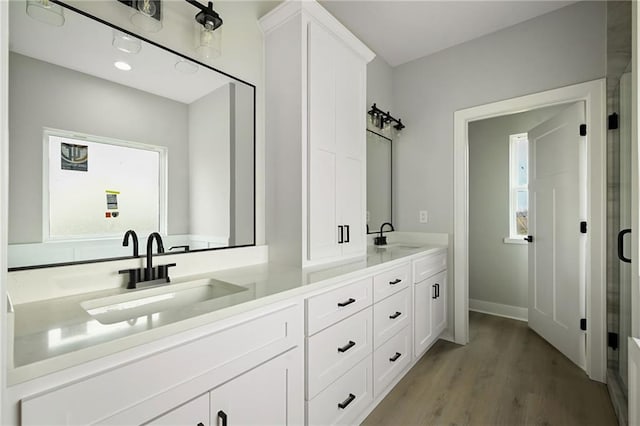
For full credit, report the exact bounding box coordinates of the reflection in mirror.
[366,129,392,233]
[8,1,255,269]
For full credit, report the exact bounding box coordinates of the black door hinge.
[608,332,619,350]
[608,113,619,130]
[580,221,587,234]
[580,318,587,331]
[579,124,587,136]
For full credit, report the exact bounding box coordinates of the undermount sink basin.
[81,279,248,325]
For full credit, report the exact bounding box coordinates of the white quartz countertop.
[9,243,446,384]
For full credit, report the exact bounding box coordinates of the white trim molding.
[469,299,528,322]
[454,79,607,382]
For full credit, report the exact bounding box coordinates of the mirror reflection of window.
[366,130,392,232]
[46,130,165,241]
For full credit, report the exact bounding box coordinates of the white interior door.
[527,101,587,369]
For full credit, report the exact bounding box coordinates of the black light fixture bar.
[368,103,405,130]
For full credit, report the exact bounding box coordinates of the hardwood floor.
[362,311,617,426]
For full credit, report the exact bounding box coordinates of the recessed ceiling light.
[114,61,132,71]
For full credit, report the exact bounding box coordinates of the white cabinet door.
[308,21,340,261]
[147,394,209,426]
[335,40,366,258]
[210,348,302,426]
[432,271,447,337]
[414,276,435,358]
[308,21,366,263]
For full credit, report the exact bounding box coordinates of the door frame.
[453,79,607,382]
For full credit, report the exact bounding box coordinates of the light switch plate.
[419,210,428,223]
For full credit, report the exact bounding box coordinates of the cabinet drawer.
[413,251,447,283]
[373,263,410,302]
[307,355,373,426]
[373,287,411,349]
[306,307,372,399]
[373,325,411,397]
[306,277,372,336]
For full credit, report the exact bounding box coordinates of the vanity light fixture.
[130,0,163,33]
[175,58,199,74]
[185,0,223,59]
[26,0,65,27]
[368,103,405,131]
[112,30,142,54]
[114,61,132,71]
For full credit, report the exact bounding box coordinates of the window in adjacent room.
[507,132,528,243]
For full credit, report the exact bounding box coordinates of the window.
[509,133,528,240]
[45,129,167,241]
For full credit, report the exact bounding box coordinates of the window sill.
[503,237,527,245]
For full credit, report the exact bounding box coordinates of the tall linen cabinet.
[260,1,375,268]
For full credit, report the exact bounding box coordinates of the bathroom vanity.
[7,241,448,425]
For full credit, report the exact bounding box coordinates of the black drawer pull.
[435,283,440,298]
[338,225,344,244]
[389,352,401,362]
[432,284,437,299]
[338,340,356,353]
[337,297,356,307]
[389,311,401,319]
[338,393,356,409]
[389,278,402,285]
[345,225,350,243]
[217,410,227,426]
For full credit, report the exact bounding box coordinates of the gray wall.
[232,82,255,246]
[8,52,189,243]
[367,56,393,111]
[468,104,567,308]
[188,84,231,241]
[392,1,606,234]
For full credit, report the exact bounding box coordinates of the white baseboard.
[469,298,528,322]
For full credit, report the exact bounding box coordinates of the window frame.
[506,132,529,244]
[42,127,168,242]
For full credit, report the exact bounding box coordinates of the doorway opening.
[453,79,607,382]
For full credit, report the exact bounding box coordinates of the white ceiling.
[320,0,577,67]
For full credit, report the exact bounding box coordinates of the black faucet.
[119,232,175,289]
[374,222,395,246]
[122,229,139,257]
[145,232,165,281]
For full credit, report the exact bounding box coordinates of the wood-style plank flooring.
[362,312,616,426]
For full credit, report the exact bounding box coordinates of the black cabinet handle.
[389,311,401,319]
[524,235,533,243]
[338,225,344,244]
[338,393,356,409]
[217,410,227,426]
[389,278,402,285]
[345,225,350,243]
[436,283,440,298]
[337,297,356,307]
[618,229,632,263]
[338,340,356,353]
[432,284,437,299]
[197,423,204,426]
[389,352,401,362]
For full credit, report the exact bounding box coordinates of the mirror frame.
[366,128,392,234]
[8,0,257,271]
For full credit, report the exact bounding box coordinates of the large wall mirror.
[366,129,392,233]
[8,1,255,269]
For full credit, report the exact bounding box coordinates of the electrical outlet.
[419,210,428,224]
